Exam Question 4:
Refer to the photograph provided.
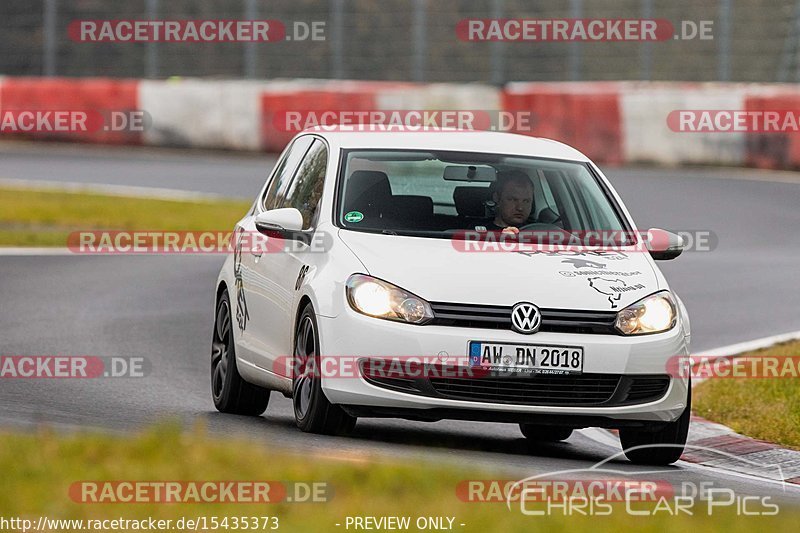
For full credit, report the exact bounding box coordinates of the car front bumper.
[317,307,690,425]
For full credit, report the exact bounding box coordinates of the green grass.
[0,423,797,532]
[694,340,800,449]
[0,187,251,246]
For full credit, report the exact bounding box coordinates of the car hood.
[338,230,662,311]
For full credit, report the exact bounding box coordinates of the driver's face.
[494,181,533,227]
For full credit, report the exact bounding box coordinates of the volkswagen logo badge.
[511,302,541,334]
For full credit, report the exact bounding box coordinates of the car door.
[247,138,329,371]
[235,135,314,368]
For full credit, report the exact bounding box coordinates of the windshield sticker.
[561,269,642,278]
[561,258,607,269]
[588,277,646,309]
[344,211,364,223]
[516,250,629,260]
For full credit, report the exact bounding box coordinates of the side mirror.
[255,208,304,235]
[645,228,684,261]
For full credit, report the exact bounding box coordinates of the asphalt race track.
[2,143,799,501]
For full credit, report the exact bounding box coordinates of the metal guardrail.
[1,0,798,83]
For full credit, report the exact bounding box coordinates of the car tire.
[519,424,573,441]
[619,386,691,466]
[292,303,357,435]
[211,289,270,415]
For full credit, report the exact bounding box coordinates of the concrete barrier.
[743,88,800,169]
[139,79,282,151]
[0,77,140,144]
[503,82,624,165]
[3,77,800,170]
[259,85,381,152]
[620,83,748,166]
[259,81,499,151]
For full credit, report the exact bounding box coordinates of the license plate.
[468,341,584,375]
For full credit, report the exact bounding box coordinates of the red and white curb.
[680,415,800,485]
[593,332,800,485]
[590,417,800,486]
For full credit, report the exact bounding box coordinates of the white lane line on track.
[692,330,800,385]
[0,248,229,256]
[0,247,75,256]
[580,427,622,449]
[699,331,800,358]
[0,177,234,202]
[611,165,800,185]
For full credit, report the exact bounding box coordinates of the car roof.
[300,128,590,162]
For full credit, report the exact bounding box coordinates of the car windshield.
[337,149,631,243]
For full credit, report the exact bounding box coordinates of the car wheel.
[519,424,573,441]
[293,304,356,435]
[619,386,691,466]
[211,289,270,415]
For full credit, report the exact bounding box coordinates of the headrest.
[345,171,392,211]
[453,186,491,217]
[389,195,434,218]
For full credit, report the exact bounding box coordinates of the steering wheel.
[518,222,564,232]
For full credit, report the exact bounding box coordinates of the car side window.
[281,139,328,230]
[262,136,314,211]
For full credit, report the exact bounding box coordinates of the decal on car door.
[294,264,310,291]
[233,228,250,332]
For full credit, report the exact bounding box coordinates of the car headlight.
[346,274,433,325]
[615,291,677,335]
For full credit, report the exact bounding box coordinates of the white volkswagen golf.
[211,129,691,465]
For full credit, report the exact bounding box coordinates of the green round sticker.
[344,211,364,223]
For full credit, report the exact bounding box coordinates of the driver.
[484,170,533,234]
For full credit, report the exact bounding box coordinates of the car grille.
[429,374,620,405]
[429,302,619,335]
[360,361,670,407]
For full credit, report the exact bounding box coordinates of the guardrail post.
[43,0,58,76]
[145,0,159,78]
